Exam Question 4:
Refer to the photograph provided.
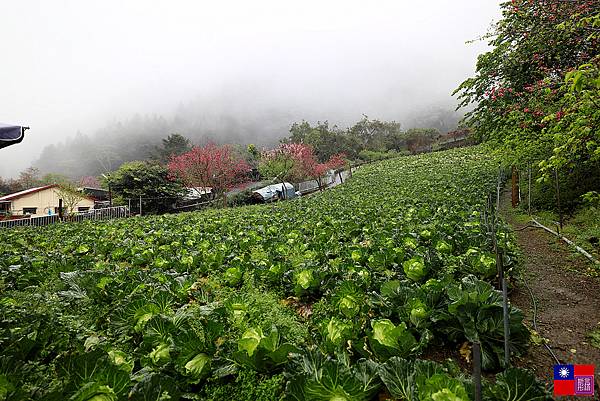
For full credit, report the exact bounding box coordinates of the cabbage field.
[0,147,551,400]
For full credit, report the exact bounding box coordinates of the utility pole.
[101,173,112,207]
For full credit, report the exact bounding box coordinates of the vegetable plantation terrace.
[0,147,553,400]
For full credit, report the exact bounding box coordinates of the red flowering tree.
[258,143,310,186]
[168,144,251,205]
[454,0,599,165]
[259,143,347,192]
[309,161,331,191]
[325,152,348,186]
[326,153,347,170]
[304,152,347,190]
[454,0,600,210]
[79,175,100,188]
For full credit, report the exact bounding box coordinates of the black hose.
[513,224,537,232]
[490,187,561,364]
[519,270,561,365]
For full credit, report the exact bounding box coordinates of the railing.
[66,206,130,222]
[298,171,337,193]
[298,169,350,195]
[0,214,60,228]
[0,206,130,229]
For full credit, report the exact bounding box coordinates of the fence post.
[502,276,511,367]
[483,204,488,232]
[139,196,143,216]
[496,168,501,215]
[58,199,64,221]
[496,246,502,287]
[511,166,519,208]
[554,168,563,232]
[473,342,482,401]
[518,168,522,204]
[497,249,510,367]
[491,209,497,254]
[528,164,532,215]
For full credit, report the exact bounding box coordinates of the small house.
[0,184,95,217]
[80,187,109,201]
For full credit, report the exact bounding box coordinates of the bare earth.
[501,196,600,392]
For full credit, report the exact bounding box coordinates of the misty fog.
[0,0,500,177]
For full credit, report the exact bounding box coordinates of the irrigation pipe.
[530,218,600,265]
[514,217,599,365]
[492,178,575,365]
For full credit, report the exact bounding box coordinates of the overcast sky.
[0,1,500,177]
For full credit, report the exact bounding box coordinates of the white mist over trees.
[0,0,500,177]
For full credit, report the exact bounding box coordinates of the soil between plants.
[501,192,600,391]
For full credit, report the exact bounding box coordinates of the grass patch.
[587,328,600,350]
[510,201,600,276]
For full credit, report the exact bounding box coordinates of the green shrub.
[201,370,285,401]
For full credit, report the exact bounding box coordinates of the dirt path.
[501,193,600,388]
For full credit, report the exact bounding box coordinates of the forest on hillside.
[31,104,462,178]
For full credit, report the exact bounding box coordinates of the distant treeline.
[0,118,471,198]
[33,113,285,178]
[30,103,464,178]
[282,117,470,163]
[0,118,471,217]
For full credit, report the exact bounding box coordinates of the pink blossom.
[168,143,251,196]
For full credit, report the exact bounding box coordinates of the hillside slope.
[0,147,551,400]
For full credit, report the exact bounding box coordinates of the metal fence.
[298,171,336,193]
[298,169,350,194]
[0,206,130,229]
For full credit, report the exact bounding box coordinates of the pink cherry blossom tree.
[168,143,251,206]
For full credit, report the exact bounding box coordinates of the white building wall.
[10,188,94,216]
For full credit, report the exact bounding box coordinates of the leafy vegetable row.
[0,147,550,400]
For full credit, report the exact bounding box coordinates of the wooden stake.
[518,169,521,203]
[528,164,531,215]
[473,342,482,401]
[555,168,563,232]
[502,277,511,367]
[511,166,519,208]
[496,168,501,215]
[496,248,503,290]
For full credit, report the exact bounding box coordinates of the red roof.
[0,184,59,201]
